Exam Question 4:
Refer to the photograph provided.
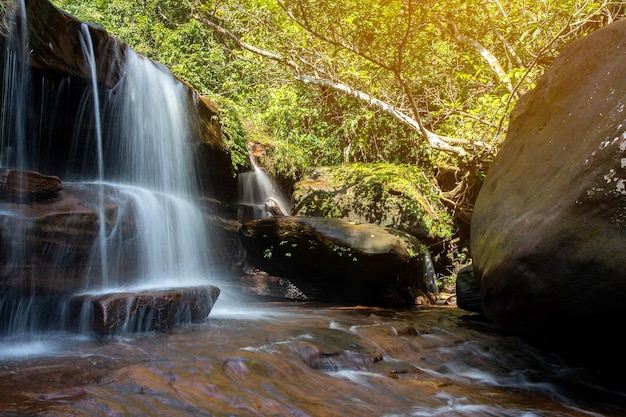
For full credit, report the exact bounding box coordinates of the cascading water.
[238,155,291,220]
[0,2,218,340]
[79,23,109,287]
[82,42,211,290]
[0,0,35,338]
[0,0,29,170]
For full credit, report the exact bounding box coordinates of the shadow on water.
[1,303,626,416]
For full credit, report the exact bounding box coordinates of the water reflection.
[0,303,625,416]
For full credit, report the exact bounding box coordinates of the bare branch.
[297,75,470,156]
[194,13,490,158]
[448,21,518,99]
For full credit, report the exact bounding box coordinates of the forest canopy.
[51,0,626,214]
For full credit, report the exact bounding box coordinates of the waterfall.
[78,40,211,291]
[79,23,109,287]
[0,0,29,170]
[0,1,217,339]
[238,155,291,220]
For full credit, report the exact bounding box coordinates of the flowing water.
[0,1,216,335]
[238,155,291,220]
[3,3,626,416]
[1,302,626,416]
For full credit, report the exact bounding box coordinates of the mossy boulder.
[291,163,453,243]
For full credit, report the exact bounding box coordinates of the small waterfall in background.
[237,155,291,221]
[0,1,217,341]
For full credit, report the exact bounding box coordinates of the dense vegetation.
[50,0,626,227]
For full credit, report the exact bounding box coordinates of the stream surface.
[1,299,626,417]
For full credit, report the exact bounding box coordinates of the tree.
[193,0,625,216]
[50,0,626,220]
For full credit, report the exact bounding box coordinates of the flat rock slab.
[70,285,220,335]
[0,168,62,201]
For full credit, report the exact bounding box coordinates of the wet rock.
[240,216,437,305]
[240,271,314,301]
[69,285,220,335]
[286,328,384,372]
[455,264,481,313]
[0,168,62,202]
[469,19,626,345]
[0,181,139,294]
[264,197,286,217]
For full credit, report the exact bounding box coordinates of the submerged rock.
[468,19,626,347]
[240,216,437,305]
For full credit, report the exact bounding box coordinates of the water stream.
[238,155,291,220]
[79,23,109,287]
[1,303,625,416]
[3,2,626,415]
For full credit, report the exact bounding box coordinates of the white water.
[76,43,214,292]
[0,0,29,170]
[238,155,291,220]
[0,2,216,335]
[79,23,109,287]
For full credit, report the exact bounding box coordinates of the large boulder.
[469,20,626,346]
[291,164,454,243]
[240,216,437,305]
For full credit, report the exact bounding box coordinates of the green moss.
[295,189,344,218]
[326,163,454,240]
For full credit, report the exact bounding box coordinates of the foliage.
[49,0,626,230]
[0,2,10,36]
[189,0,625,219]
[211,96,250,171]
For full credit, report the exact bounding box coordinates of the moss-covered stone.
[291,163,453,242]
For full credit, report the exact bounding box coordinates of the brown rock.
[69,285,221,335]
[0,182,139,294]
[240,216,437,305]
[469,19,626,345]
[0,168,62,201]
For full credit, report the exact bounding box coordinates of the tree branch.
[194,13,488,158]
[297,74,469,156]
[192,14,299,72]
[448,21,518,99]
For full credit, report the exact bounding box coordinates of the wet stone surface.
[1,303,625,416]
